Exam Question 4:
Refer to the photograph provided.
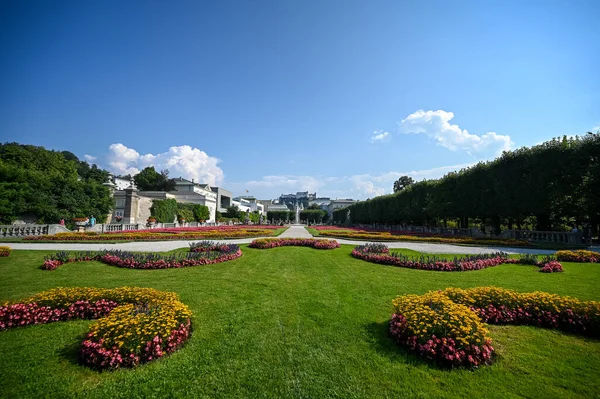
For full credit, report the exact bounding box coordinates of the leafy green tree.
[192,204,210,221]
[134,167,176,191]
[393,175,415,193]
[225,205,241,219]
[0,143,112,224]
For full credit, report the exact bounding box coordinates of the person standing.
[90,215,96,227]
[583,223,592,246]
[59,219,65,226]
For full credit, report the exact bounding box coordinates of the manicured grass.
[1,246,599,398]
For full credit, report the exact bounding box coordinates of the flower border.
[391,287,600,368]
[248,238,340,250]
[0,287,192,369]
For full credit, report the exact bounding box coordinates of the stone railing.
[102,223,145,232]
[353,224,483,237]
[501,230,582,245]
[0,224,71,238]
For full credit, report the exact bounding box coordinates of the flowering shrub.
[352,244,518,272]
[391,287,600,368]
[555,250,600,263]
[24,226,281,242]
[539,261,564,273]
[249,238,340,250]
[42,243,242,270]
[516,254,564,273]
[314,227,532,247]
[0,246,11,257]
[0,287,192,369]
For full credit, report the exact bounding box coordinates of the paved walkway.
[0,225,562,255]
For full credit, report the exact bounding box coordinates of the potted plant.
[178,217,186,226]
[72,217,88,227]
[147,217,156,227]
[115,215,123,223]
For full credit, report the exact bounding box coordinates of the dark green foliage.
[300,209,326,223]
[393,175,415,193]
[333,208,347,224]
[176,207,194,221]
[150,199,178,223]
[267,211,294,221]
[342,134,600,232]
[192,204,210,221]
[225,205,241,219]
[0,143,112,223]
[134,167,176,192]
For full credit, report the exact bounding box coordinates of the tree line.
[333,133,600,234]
[0,143,112,224]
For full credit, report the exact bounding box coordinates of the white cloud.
[103,143,224,185]
[399,110,513,155]
[370,130,389,143]
[228,163,473,200]
[84,154,97,162]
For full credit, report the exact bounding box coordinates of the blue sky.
[1,0,599,200]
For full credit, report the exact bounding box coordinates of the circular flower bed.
[41,242,242,270]
[352,244,563,272]
[0,287,192,369]
[391,287,600,368]
[249,238,340,250]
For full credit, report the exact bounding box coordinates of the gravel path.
[0,225,560,255]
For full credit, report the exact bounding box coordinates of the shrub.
[0,287,192,369]
[150,198,178,223]
[0,246,11,257]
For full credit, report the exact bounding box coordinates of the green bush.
[192,204,210,221]
[150,199,178,223]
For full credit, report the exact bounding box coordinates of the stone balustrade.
[502,230,582,245]
[354,224,482,237]
[0,224,70,237]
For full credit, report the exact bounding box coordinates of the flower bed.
[352,244,563,272]
[24,226,281,242]
[555,250,600,263]
[313,226,532,247]
[0,287,192,369]
[248,238,340,250]
[42,242,242,270]
[390,287,600,368]
[0,246,11,257]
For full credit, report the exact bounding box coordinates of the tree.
[192,204,210,221]
[0,143,112,223]
[134,167,176,191]
[224,205,241,219]
[393,176,415,193]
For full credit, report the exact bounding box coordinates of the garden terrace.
[23,225,285,242]
[1,246,599,398]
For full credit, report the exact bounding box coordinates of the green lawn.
[1,246,599,398]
